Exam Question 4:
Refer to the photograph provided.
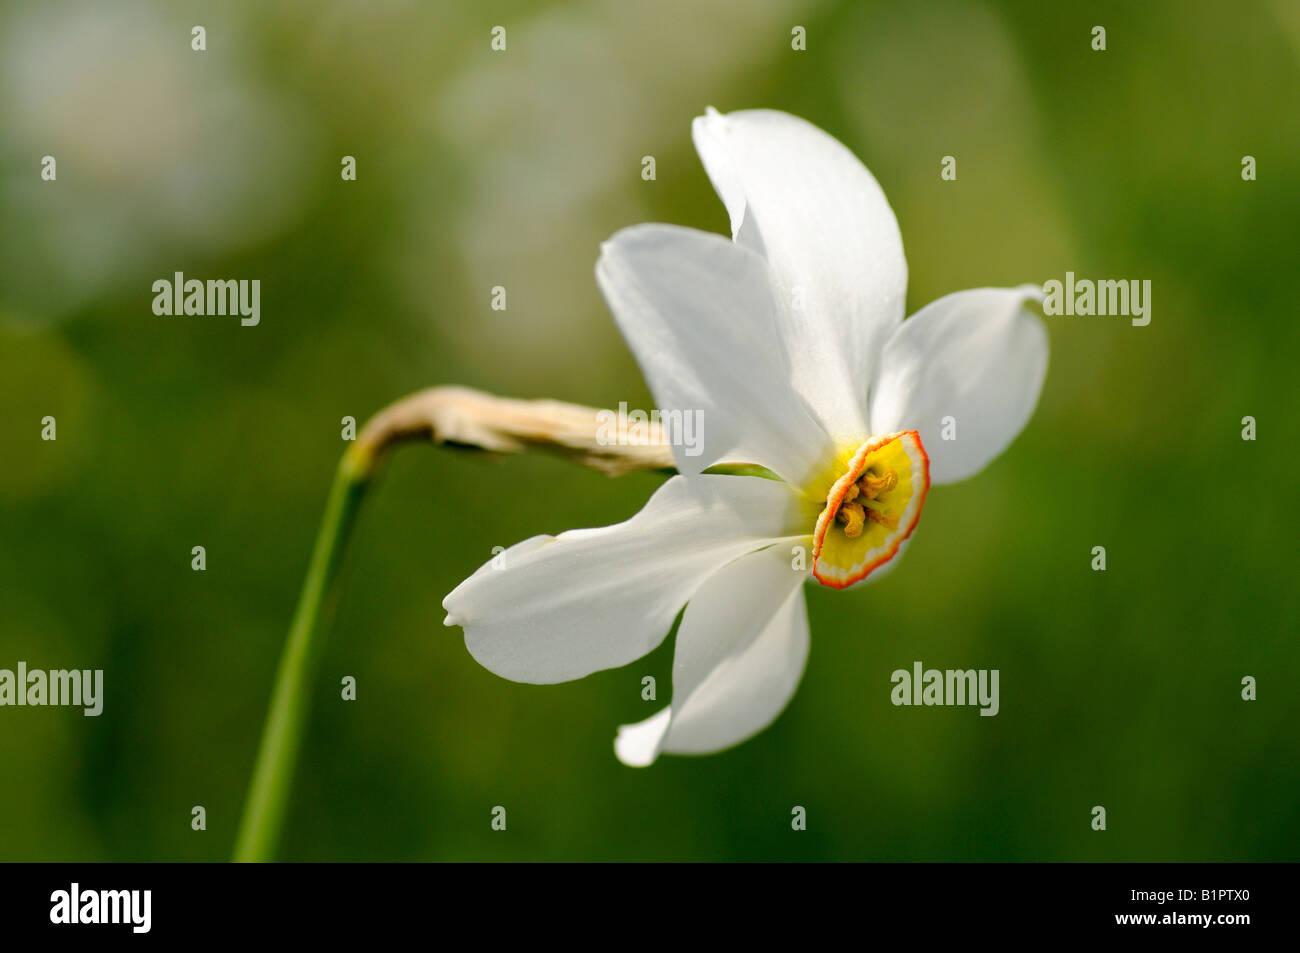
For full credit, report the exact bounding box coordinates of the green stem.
[229,386,685,862]
[233,446,372,862]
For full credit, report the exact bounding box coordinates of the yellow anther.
[836,501,866,538]
[866,507,899,529]
[824,468,898,541]
[859,469,897,498]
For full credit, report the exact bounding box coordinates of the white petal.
[692,108,908,440]
[443,475,804,684]
[615,545,809,766]
[596,223,832,483]
[869,285,1048,485]
[614,707,671,768]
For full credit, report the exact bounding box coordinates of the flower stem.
[232,386,684,862]
[232,445,371,862]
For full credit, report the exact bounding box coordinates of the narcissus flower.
[443,108,1048,765]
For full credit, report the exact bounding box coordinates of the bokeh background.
[1,0,1297,861]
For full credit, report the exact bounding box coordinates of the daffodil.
[443,108,1048,766]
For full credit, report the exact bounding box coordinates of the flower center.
[832,467,899,538]
[808,431,930,589]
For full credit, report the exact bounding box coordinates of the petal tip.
[614,708,672,767]
[614,735,658,768]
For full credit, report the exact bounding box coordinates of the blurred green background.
[1,0,1297,861]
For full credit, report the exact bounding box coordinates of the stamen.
[836,501,866,538]
[866,508,899,529]
[823,466,901,540]
[859,469,897,498]
[808,431,930,590]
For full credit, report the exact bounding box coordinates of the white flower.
[443,108,1048,766]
